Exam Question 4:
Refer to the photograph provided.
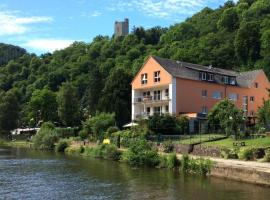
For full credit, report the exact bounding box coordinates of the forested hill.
[0,43,26,66]
[0,0,269,131]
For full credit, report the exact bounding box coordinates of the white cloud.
[0,10,53,36]
[109,0,219,19]
[81,10,102,18]
[22,39,74,53]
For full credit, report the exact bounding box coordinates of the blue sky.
[0,0,236,54]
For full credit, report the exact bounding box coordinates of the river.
[0,146,270,200]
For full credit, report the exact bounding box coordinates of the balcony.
[133,95,170,104]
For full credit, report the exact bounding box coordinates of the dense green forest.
[0,0,270,133]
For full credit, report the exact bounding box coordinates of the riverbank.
[0,139,31,148]
[3,139,270,187]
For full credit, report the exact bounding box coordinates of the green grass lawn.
[203,137,270,148]
[174,134,226,145]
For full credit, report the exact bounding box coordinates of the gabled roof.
[151,56,264,88]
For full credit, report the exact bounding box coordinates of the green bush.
[166,153,179,169]
[55,139,69,152]
[262,149,270,162]
[82,112,115,140]
[78,129,89,140]
[106,126,119,135]
[158,155,168,168]
[163,140,174,153]
[93,144,121,161]
[32,122,58,150]
[180,155,212,176]
[65,146,84,155]
[238,147,254,160]
[121,139,160,167]
[221,148,239,159]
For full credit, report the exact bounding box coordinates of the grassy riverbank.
[0,139,31,148]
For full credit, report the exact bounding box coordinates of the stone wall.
[211,164,270,186]
[192,145,221,157]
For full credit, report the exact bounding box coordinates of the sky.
[0,0,237,55]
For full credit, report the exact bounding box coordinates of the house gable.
[131,56,172,89]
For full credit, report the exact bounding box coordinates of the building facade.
[114,18,129,37]
[131,56,270,124]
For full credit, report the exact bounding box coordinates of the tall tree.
[57,82,80,126]
[0,90,20,133]
[28,88,58,124]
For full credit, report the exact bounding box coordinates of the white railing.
[133,95,170,103]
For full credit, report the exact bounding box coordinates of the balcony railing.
[133,95,170,103]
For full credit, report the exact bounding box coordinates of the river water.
[0,146,270,200]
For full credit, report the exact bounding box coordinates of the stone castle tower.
[114,18,129,37]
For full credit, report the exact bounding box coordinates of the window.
[146,107,151,116]
[165,89,169,97]
[255,82,259,88]
[154,106,161,115]
[165,105,169,113]
[243,96,248,115]
[228,93,238,101]
[202,90,207,97]
[223,76,229,84]
[153,90,161,100]
[154,71,160,82]
[209,74,214,81]
[212,91,222,99]
[250,96,255,102]
[141,73,147,85]
[201,106,208,114]
[143,91,150,97]
[201,72,207,80]
[250,110,254,116]
[229,77,236,85]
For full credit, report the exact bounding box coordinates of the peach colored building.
[131,56,270,127]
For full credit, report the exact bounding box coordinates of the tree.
[148,114,180,135]
[99,68,132,127]
[0,90,20,133]
[257,99,270,128]
[208,99,244,137]
[28,88,58,125]
[82,112,115,140]
[57,82,80,126]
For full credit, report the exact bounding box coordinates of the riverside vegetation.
[1,0,270,136]
[29,122,213,176]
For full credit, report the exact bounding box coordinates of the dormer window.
[223,76,229,84]
[229,77,236,85]
[209,74,214,81]
[141,73,147,85]
[154,71,160,82]
[201,72,207,80]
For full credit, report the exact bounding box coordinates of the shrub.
[106,126,119,136]
[221,148,239,159]
[93,144,121,161]
[262,149,270,162]
[55,139,69,152]
[238,147,254,160]
[78,129,89,140]
[180,155,212,176]
[148,114,180,135]
[32,122,58,150]
[121,139,160,167]
[82,113,115,140]
[166,153,179,169]
[158,155,168,168]
[65,146,84,155]
[163,140,174,153]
